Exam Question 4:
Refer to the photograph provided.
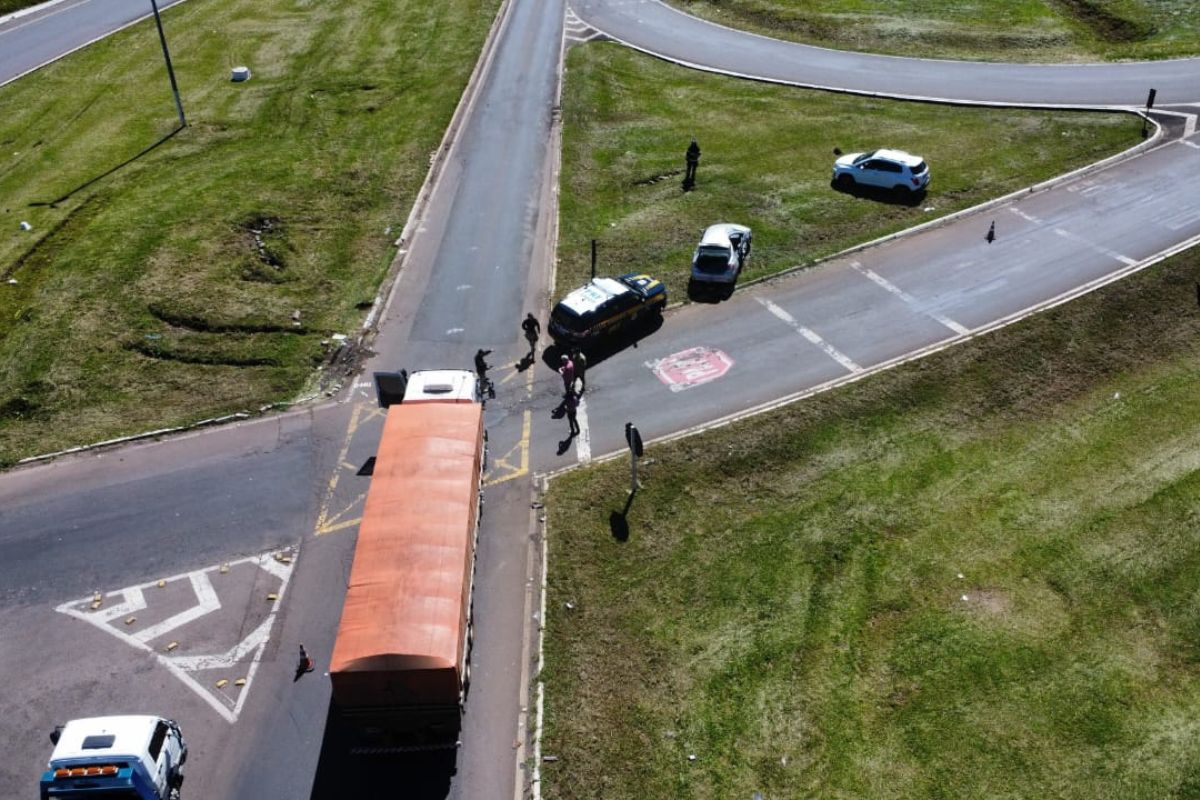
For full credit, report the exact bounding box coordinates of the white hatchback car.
[690,223,752,286]
[832,148,930,195]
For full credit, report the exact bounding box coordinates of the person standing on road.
[572,348,587,394]
[565,389,580,437]
[474,348,495,399]
[522,313,541,359]
[559,353,575,394]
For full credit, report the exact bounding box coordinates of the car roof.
[699,225,735,248]
[558,277,629,315]
[871,148,924,166]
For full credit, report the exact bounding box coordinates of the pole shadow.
[29,125,185,208]
[609,489,637,542]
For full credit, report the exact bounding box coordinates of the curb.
[0,0,194,90]
[355,0,518,348]
[730,110,1164,298]
[0,0,73,27]
[11,0,518,468]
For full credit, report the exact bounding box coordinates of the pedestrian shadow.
[541,314,664,371]
[556,437,574,456]
[309,702,457,799]
[514,352,536,372]
[28,125,185,208]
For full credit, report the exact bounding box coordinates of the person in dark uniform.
[521,313,541,359]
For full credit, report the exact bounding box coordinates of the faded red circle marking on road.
[647,346,734,392]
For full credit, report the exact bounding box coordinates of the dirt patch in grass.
[1051,0,1155,43]
[543,246,1200,797]
[0,0,501,464]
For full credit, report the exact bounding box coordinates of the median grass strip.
[558,43,1142,302]
[0,0,499,465]
[0,0,41,15]
[671,0,1200,62]
[543,245,1200,799]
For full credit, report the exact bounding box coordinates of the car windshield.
[695,248,730,273]
[551,306,591,334]
[853,151,875,165]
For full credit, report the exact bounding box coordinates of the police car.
[549,273,667,345]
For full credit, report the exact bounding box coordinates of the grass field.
[0,0,41,15]
[542,241,1200,799]
[0,0,499,465]
[557,43,1143,303]
[672,0,1200,61]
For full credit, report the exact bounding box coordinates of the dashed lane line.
[850,261,970,336]
[575,397,591,463]
[1009,207,1040,223]
[1053,227,1138,266]
[758,297,863,374]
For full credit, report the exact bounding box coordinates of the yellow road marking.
[484,368,533,486]
[316,517,363,536]
[314,403,373,536]
[498,365,523,386]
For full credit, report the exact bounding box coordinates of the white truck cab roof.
[403,369,479,403]
[48,716,159,774]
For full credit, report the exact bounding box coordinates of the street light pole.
[149,0,187,128]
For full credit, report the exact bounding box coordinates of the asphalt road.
[0,0,188,87]
[572,0,1200,107]
[2,0,1200,798]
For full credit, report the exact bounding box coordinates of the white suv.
[832,148,930,195]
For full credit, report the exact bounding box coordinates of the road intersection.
[2,0,1200,797]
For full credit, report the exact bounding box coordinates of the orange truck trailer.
[330,370,484,751]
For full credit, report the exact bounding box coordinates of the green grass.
[558,43,1143,303]
[672,0,1200,61]
[542,242,1200,799]
[0,0,499,464]
[0,0,41,14]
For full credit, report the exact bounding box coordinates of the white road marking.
[131,572,219,644]
[575,396,591,463]
[56,550,297,724]
[1008,207,1040,223]
[1053,227,1137,266]
[1183,140,1200,151]
[758,297,863,374]
[851,261,969,335]
[1161,206,1200,231]
[446,327,464,335]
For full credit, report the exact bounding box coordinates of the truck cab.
[40,716,186,800]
